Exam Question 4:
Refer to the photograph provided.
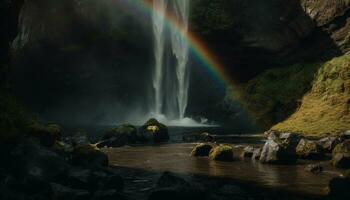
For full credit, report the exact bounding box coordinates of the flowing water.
[152,0,167,115]
[151,0,190,120]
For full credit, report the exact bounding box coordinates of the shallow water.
[104,143,342,198]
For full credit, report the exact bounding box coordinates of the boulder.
[11,142,69,182]
[191,143,215,157]
[279,132,301,148]
[183,132,214,143]
[141,118,169,143]
[305,164,323,174]
[332,141,350,168]
[327,171,350,200]
[318,136,344,153]
[296,139,324,160]
[252,148,262,160]
[259,139,297,164]
[27,121,62,147]
[100,124,138,147]
[70,144,109,167]
[241,146,255,158]
[209,145,234,161]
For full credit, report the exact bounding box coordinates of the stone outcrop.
[296,139,324,159]
[259,133,300,164]
[332,140,350,168]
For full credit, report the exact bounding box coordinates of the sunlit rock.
[259,138,297,164]
[209,144,234,161]
[141,118,169,143]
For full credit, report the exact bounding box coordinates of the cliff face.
[191,0,349,80]
[301,0,350,53]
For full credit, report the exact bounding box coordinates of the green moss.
[272,55,350,135]
[231,62,320,129]
[231,55,350,135]
[209,144,233,161]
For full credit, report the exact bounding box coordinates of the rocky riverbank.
[1,118,350,200]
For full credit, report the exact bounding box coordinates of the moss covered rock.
[332,141,350,168]
[98,124,138,147]
[191,143,215,157]
[141,118,169,143]
[103,124,137,142]
[209,144,233,161]
[296,139,324,160]
[27,121,62,147]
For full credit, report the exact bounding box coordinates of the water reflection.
[104,143,340,196]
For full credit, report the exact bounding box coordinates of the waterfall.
[152,0,167,115]
[171,0,190,119]
[151,0,190,120]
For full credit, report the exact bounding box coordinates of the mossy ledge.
[272,55,350,135]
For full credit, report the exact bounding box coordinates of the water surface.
[104,143,341,198]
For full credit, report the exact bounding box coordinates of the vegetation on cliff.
[233,55,350,135]
[272,55,350,135]
[230,62,320,129]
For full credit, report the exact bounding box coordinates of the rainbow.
[116,0,237,89]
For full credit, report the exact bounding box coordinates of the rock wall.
[191,0,349,80]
